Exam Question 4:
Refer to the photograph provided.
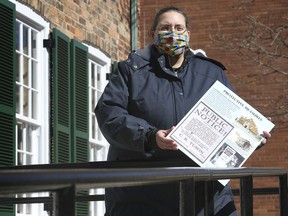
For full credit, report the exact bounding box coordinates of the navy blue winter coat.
[95,45,233,161]
[95,45,237,216]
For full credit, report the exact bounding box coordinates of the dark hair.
[150,6,189,32]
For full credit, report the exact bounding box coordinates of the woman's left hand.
[261,130,271,145]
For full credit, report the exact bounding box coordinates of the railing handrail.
[0,164,287,194]
[0,162,287,216]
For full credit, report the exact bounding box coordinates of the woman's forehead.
[157,11,186,26]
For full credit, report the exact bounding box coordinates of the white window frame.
[86,44,110,159]
[11,0,50,165]
[85,44,111,216]
[10,0,50,216]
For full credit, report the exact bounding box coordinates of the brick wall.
[139,0,288,215]
[20,0,131,61]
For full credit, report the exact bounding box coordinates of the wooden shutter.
[51,31,89,215]
[0,0,16,167]
[70,40,89,163]
[70,40,89,216]
[0,1,16,215]
[51,29,71,163]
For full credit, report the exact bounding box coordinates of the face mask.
[153,30,189,56]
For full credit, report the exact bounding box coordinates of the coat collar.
[125,45,226,72]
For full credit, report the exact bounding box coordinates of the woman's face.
[153,11,190,37]
[152,10,191,56]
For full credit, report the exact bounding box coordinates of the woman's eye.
[176,27,184,31]
[160,26,170,31]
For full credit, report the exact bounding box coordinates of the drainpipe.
[130,0,138,51]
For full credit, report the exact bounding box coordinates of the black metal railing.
[0,161,287,216]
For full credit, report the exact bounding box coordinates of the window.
[87,45,110,162]
[15,20,41,168]
[11,0,50,215]
[86,45,110,216]
[13,0,50,166]
[89,59,106,155]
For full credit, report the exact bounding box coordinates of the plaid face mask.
[154,30,189,56]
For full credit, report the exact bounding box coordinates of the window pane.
[26,129,32,152]
[91,144,106,161]
[17,200,23,213]
[18,152,24,166]
[23,56,29,86]
[32,59,37,89]
[17,124,23,150]
[26,205,32,214]
[32,90,38,119]
[91,62,95,87]
[91,88,96,113]
[16,85,20,114]
[16,22,20,51]
[97,65,101,89]
[16,54,20,83]
[31,29,37,59]
[23,25,29,55]
[23,87,29,117]
[91,117,96,140]
[27,155,32,165]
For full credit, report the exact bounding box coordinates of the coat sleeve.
[95,61,157,153]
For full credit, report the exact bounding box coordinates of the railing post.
[179,178,195,216]
[53,185,76,216]
[204,181,214,216]
[240,175,253,216]
[279,174,288,216]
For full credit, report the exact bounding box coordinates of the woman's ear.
[150,31,155,39]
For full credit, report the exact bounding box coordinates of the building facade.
[0,0,287,215]
[0,0,132,215]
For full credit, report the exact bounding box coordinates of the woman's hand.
[155,127,178,150]
[261,130,271,145]
[261,117,272,145]
[258,117,272,149]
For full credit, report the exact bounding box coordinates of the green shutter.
[70,40,89,163]
[76,191,89,216]
[51,32,89,215]
[0,1,16,215]
[70,40,89,216]
[51,29,71,163]
[0,0,16,167]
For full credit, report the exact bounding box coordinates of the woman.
[95,6,270,216]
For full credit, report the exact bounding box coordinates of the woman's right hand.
[155,127,178,150]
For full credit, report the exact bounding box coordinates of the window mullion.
[33,31,41,120]
[28,27,31,58]
[19,65,23,115]
[28,28,32,118]
[19,22,24,116]
[88,61,92,137]
[15,124,19,165]
[18,126,26,166]
[28,61,32,118]
[30,128,37,164]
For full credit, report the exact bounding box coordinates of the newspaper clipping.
[167,80,275,185]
